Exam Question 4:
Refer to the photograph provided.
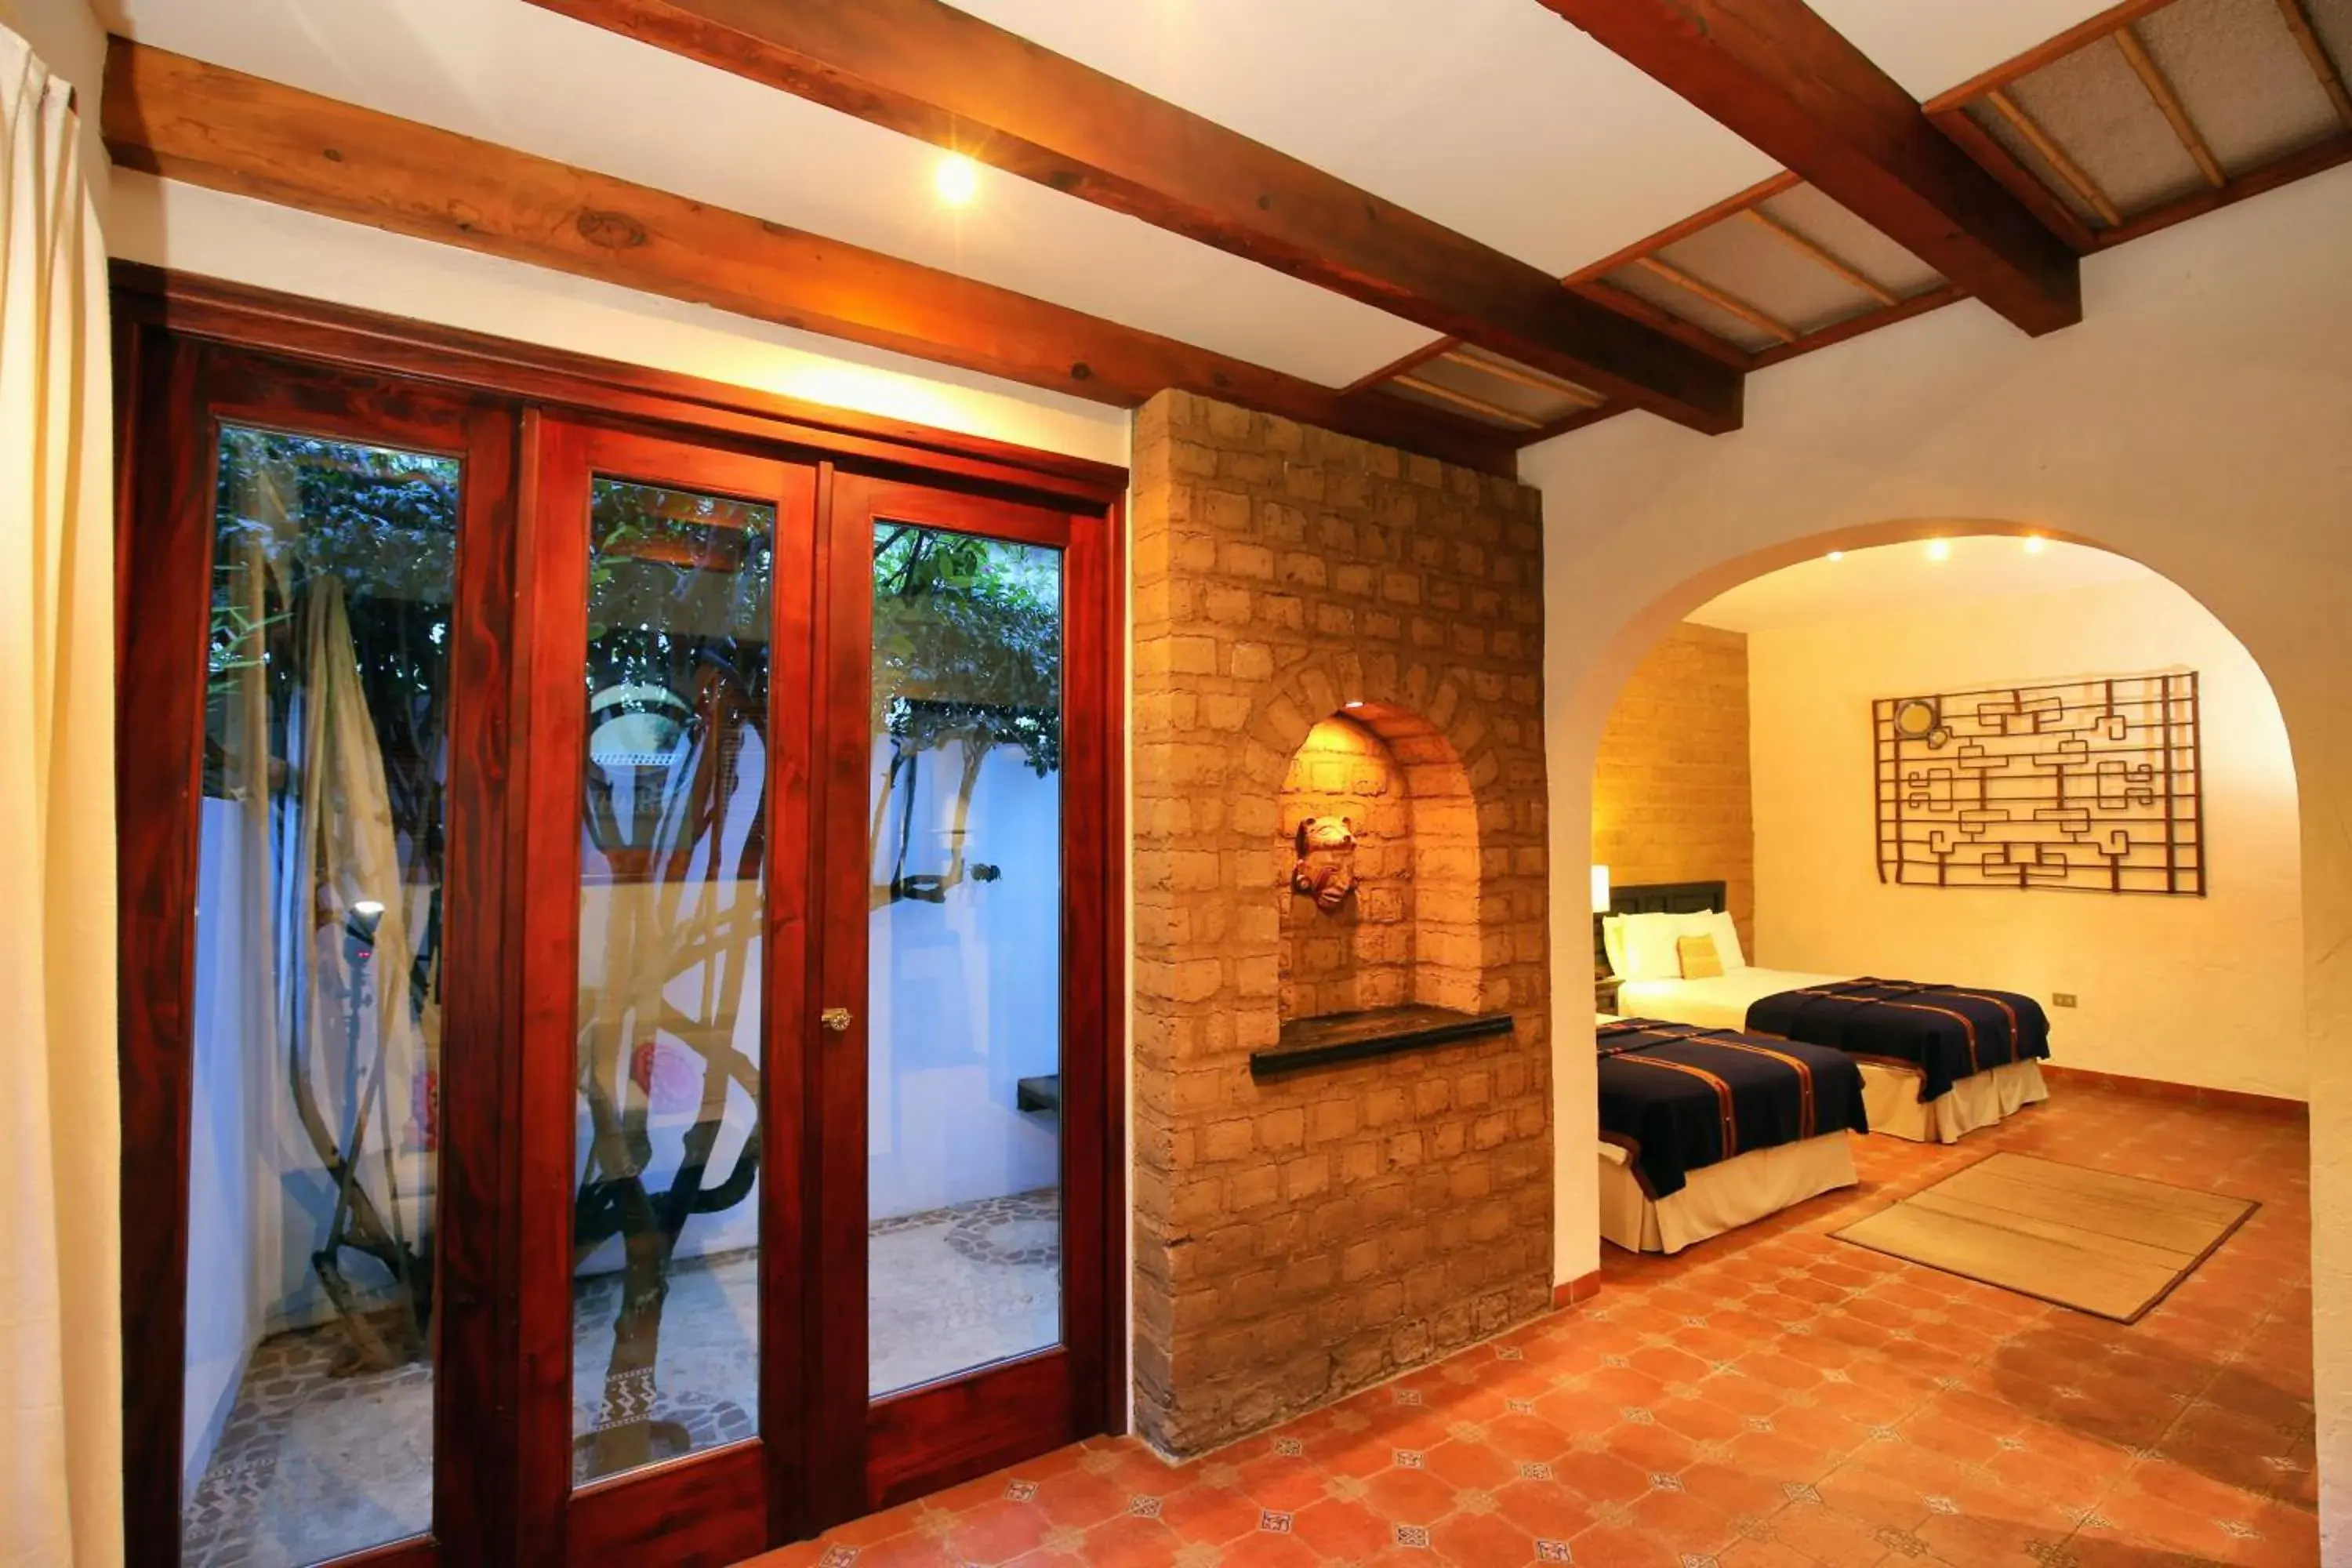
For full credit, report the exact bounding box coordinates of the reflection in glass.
[572,478,772,1483]
[185,428,455,1564]
[867,524,1064,1396]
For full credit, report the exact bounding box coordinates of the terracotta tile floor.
[748,1083,2315,1566]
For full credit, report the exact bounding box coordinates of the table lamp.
[1590,865,1611,980]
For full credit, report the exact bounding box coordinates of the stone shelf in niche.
[1250,1004,1515,1079]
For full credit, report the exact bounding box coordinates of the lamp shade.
[1589,864,1611,914]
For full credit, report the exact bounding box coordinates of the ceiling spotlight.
[2024,535,2047,554]
[934,152,981,207]
[1825,550,1845,562]
[1926,539,1951,563]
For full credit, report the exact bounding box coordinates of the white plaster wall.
[1748,577,2303,1100]
[104,172,1131,469]
[867,738,1064,1221]
[185,800,261,1497]
[1527,162,2352,1551]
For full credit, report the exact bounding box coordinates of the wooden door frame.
[112,267,1129,1568]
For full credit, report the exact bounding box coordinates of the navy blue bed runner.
[1743,978,2050,1103]
[1598,1020,1868,1200]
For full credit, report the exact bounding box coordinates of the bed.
[1595,1016,1868,1254]
[1599,880,2050,1145]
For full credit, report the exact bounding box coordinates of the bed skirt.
[1859,1058,2049,1144]
[1597,1131,1858,1255]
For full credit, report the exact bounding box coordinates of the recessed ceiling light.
[1926,539,1951,563]
[1825,550,1845,562]
[934,152,981,207]
[2024,535,2047,554]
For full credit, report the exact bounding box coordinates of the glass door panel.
[572,477,776,1484]
[866,523,1065,1396]
[183,426,456,1565]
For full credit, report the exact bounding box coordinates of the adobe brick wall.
[1592,622,1755,956]
[1130,390,1553,1457]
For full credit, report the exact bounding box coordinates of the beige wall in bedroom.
[1592,622,1755,959]
[1526,162,2352,1548]
[1746,577,2302,1101]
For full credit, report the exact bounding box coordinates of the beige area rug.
[1833,1152,2257,1323]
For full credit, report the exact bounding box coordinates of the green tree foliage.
[871,523,1062,774]
[207,429,457,844]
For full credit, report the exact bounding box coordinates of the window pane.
[185,428,456,1564]
[867,523,1064,1396]
[572,478,772,1483]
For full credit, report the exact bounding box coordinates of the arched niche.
[1275,702,1482,1025]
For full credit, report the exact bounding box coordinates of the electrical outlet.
[2053,992,2078,1008]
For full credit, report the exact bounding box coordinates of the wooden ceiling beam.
[1573,278,1758,369]
[1388,373,1544,430]
[1984,89,2122,228]
[100,40,1519,474]
[1738,206,1899,306]
[2115,26,2224,189]
[1928,103,2102,252]
[1538,0,2083,336]
[1565,169,1801,283]
[521,0,1744,434]
[1631,255,1798,344]
[1441,347,1606,408]
[2274,0,2352,129]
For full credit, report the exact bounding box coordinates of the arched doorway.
[1547,518,2326,1556]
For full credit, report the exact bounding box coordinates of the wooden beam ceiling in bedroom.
[99,41,1521,475]
[519,0,1746,435]
[1537,0,2086,339]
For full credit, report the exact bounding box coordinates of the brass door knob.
[820,1007,854,1033]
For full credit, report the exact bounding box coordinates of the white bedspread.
[1614,967,1853,1031]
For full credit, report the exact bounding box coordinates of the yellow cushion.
[1676,933,1724,980]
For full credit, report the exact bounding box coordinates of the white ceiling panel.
[1808,0,2124,98]
[97,0,1440,387]
[966,0,1780,278]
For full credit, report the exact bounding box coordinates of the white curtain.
[0,23,121,1568]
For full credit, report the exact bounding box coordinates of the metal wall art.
[1874,670,2203,895]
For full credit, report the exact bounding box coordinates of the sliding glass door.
[118,333,1121,1568]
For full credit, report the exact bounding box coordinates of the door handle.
[820,1007,854,1034]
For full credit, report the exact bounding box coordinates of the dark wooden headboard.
[1593,880,1727,974]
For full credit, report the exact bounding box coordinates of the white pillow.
[1601,914,1629,978]
[1616,913,1688,982]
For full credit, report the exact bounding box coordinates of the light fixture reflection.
[934,152,980,207]
[1825,550,1845,562]
[2024,535,2047,554]
[1926,539,1951,562]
